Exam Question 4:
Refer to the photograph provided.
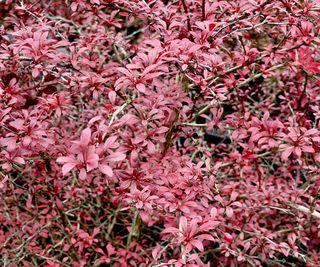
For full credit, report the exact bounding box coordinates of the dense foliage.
[1,0,320,266]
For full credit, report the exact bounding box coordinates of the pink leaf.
[105,136,118,148]
[117,67,132,77]
[230,191,238,202]
[226,206,233,218]
[106,152,126,162]
[224,233,233,243]
[196,234,215,241]
[152,245,161,260]
[55,197,64,211]
[162,227,180,234]
[136,83,146,93]
[199,221,220,231]
[13,157,25,165]
[190,239,204,252]
[62,163,77,176]
[179,216,188,230]
[0,175,8,190]
[79,168,87,180]
[302,146,315,153]
[108,91,116,103]
[281,147,294,161]
[99,164,113,177]
[210,207,218,217]
[57,156,78,164]
[106,243,116,256]
[80,128,91,147]
[304,128,318,136]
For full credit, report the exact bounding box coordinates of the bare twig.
[181,0,192,32]
[284,202,320,218]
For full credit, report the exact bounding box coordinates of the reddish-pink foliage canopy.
[0,0,320,266]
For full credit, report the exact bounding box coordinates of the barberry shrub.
[1,0,320,266]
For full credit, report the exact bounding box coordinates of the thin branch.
[285,202,320,219]
[202,0,205,21]
[181,0,191,32]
